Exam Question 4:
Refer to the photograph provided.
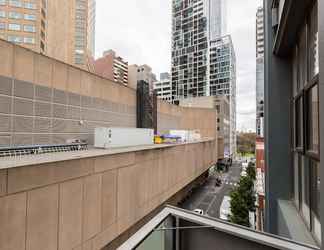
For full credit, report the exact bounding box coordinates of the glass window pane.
[295,97,303,148]
[307,84,319,153]
[292,47,298,96]
[311,161,321,242]
[293,153,300,208]
[309,2,319,78]
[298,26,307,87]
[301,156,310,227]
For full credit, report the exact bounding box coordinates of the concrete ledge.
[0,138,215,170]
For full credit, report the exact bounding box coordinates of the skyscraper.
[171,0,236,156]
[256,6,264,137]
[0,0,96,69]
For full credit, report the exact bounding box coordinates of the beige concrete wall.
[157,100,217,139]
[0,140,216,250]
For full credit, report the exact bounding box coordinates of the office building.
[256,6,264,137]
[209,35,236,156]
[0,0,95,69]
[94,50,128,85]
[128,64,157,90]
[264,0,322,246]
[180,95,231,158]
[154,73,172,102]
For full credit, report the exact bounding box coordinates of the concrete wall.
[0,39,137,147]
[157,101,217,139]
[0,39,218,147]
[0,140,216,250]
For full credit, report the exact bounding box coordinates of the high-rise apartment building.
[0,0,95,69]
[256,6,264,137]
[210,35,236,156]
[94,50,128,85]
[154,73,172,102]
[171,0,236,156]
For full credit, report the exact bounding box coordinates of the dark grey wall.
[318,0,324,249]
[264,0,292,234]
[0,75,136,147]
[179,220,276,250]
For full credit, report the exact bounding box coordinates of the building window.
[0,0,6,6]
[23,24,36,32]
[24,2,36,9]
[9,11,22,19]
[0,10,5,18]
[24,36,35,44]
[0,22,6,30]
[9,0,22,7]
[291,0,320,243]
[24,13,36,21]
[8,35,22,43]
[8,23,21,31]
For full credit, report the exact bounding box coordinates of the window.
[9,11,22,19]
[24,24,36,32]
[0,22,5,30]
[308,2,319,78]
[0,10,5,18]
[291,0,320,242]
[24,2,36,9]
[24,13,36,21]
[0,0,6,5]
[24,36,34,44]
[8,35,22,43]
[306,84,319,154]
[8,23,21,31]
[9,0,22,7]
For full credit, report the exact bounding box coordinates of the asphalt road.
[180,162,242,219]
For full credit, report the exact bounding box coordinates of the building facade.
[264,0,323,247]
[209,35,236,156]
[256,6,264,137]
[179,96,231,159]
[128,64,157,91]
[154,73,172,102]
[170,0,236,156]
[0,0,95,69]
[94,50,128,85]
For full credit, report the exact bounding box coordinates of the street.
[180,162,242,218]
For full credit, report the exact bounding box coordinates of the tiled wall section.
[0,140,217,250]
[0,76,136,147]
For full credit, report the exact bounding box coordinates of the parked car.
[194,209,204,215]
[219,196,231,221]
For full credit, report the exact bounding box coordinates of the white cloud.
[95,0,262,131]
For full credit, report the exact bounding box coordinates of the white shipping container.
[94,127,154,149]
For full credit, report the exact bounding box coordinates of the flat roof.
[0,138,214,170]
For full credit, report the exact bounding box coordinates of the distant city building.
[94,50,128,85]
[0,0,96,69]
[180,96,231,159]
[128,64,157,91]
[210,36,237,157]
[154,73,172,102]
[256,6,264,137]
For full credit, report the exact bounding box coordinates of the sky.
[95,0,263,132]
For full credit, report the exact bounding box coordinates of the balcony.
[118,206,319,250]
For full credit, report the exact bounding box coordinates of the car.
[215,177,222,187]
[219,196,231,221]
[193,209,204,215]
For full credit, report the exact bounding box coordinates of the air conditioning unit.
[94,127,154,149]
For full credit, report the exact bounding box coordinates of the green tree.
[246,162,256,181]
[229,174,256,227]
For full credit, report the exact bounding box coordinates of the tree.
[237,132,256,156]
[246,162,256,181]
[229,174,256,227]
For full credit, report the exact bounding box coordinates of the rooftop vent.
[0,143,88,158]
